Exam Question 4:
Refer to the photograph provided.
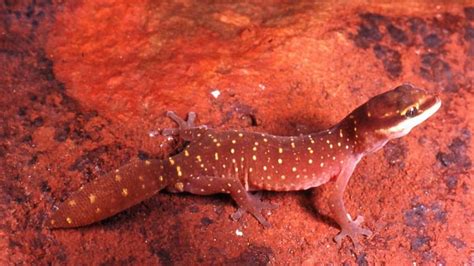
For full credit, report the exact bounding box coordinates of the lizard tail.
[49,159,168,228]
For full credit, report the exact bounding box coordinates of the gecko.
[48,84,441,247]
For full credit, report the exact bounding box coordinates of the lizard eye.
[405,106,418,117]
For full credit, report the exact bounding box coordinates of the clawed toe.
[166,111,197,130]
[353,216,372,237]
[354,215,364,225]
[240,207,271,228]
[254,213,272,228]
[254,200,278,211]
[231,208,245,221]
[232,203,275,228]
[334,215,372,249]
[186,112,196,127]
[232,193,275,229]
[163,111,202,140]
[166,111,188,129]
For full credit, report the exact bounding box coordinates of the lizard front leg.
[313,161,372,249]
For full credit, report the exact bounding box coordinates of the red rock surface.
[1,0,473,264]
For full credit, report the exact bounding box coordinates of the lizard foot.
[334,215,372,250]
[162,111,203,136]
[231,193,278,228]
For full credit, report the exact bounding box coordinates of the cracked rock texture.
[1,1,473,264]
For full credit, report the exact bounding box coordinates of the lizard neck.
[336,105,389,157]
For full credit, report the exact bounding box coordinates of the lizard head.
[347,84,441,154]
[365,83,441,139]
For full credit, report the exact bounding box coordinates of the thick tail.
[49,159,168,228]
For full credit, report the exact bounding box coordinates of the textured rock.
[1,0,472,264]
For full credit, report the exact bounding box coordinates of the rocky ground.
[1,1,472,264]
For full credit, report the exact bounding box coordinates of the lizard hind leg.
[231,192,278,227]
[167,111,195,128]
[181,175,275,228]
[162,111,207,142]
[163,111,197,136]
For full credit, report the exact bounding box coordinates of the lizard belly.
[248,162,338,191]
